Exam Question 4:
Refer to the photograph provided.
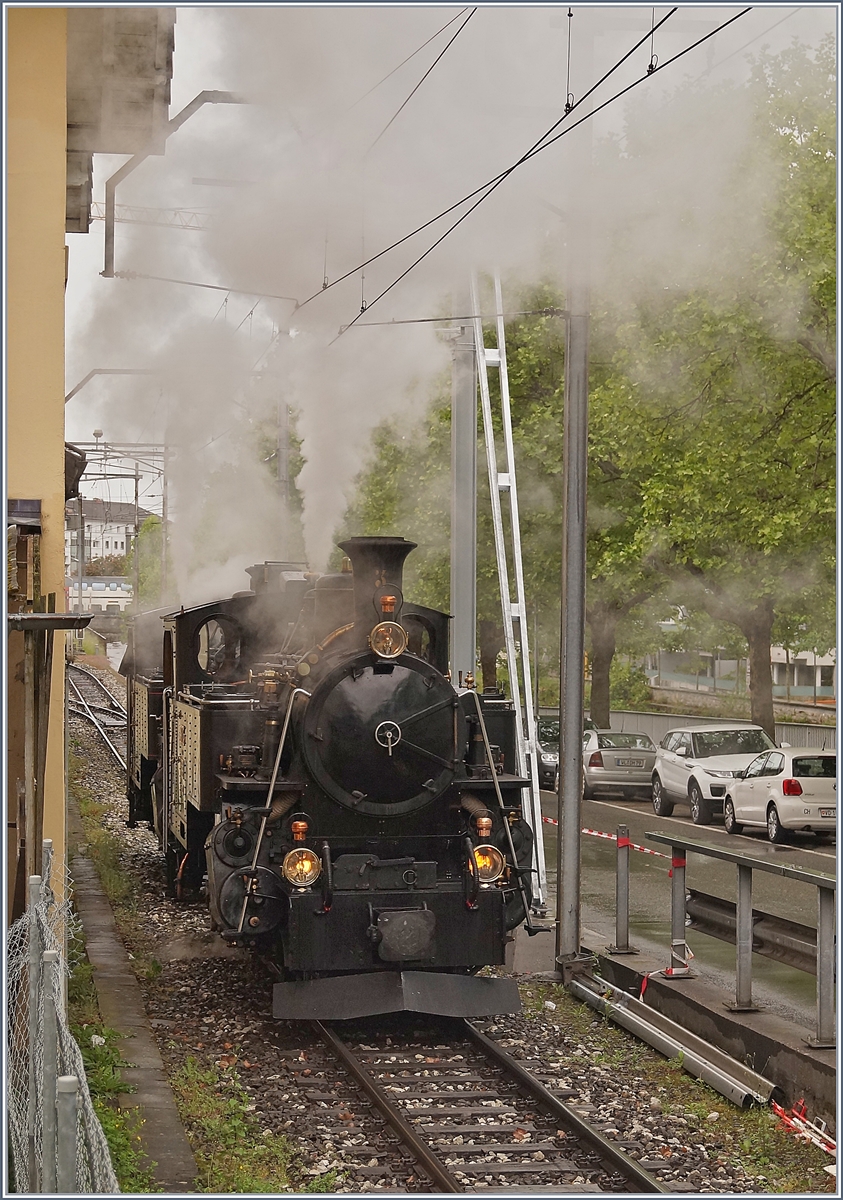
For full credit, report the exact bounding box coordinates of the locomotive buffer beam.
[273,969,521,1021]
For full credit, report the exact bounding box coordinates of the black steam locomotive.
[122,536,534,1018]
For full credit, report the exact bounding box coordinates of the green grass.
[68,745,163,979]
[67,933,159,1192]
[69,750,133,908]
[170,1057,339,1193]
[519,981,835,1193]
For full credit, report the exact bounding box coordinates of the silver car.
[582,730,657,800]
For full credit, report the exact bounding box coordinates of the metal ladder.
[470,273,547,911]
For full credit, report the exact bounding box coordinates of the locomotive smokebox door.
[374,908,436,961]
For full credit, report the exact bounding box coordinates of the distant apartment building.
[65,496,154,572]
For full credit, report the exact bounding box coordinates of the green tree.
[84,554,127,577]
[125,516,163,610]
[616,39,835,737]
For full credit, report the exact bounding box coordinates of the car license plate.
[616,758,644,768]
[819,808,836,819]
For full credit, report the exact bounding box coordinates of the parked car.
[582,730,657,800]
[537,716,598,790]
[724,749,837,843]
[652,723,778,825]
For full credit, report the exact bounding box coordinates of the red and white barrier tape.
[772,1099,836,1155]
[540,816,670,859]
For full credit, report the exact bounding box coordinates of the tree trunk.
[741,600,776,740]
[588,606,617,729]
[478,620,504,692]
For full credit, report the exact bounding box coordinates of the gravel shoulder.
[67,663,835,1194]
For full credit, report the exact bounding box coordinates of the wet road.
[526,789,835,1029]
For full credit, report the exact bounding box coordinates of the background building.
[6,8,175,920]
[64,497,154,572]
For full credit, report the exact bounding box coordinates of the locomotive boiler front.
[301,653,457,816]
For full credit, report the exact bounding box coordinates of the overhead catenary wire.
[697,6,799,78]
[301,6,679,314]
[344,7,471,115]
[212,292,231,321]
[236,299,261,331]
[565,7,574,113]
[113,270,298,306]
[648,7,659,73]
[332,6,752,340]
[342,307,566,330]
[366,7,477,154]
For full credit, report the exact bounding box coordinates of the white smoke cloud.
[64,5,835,596]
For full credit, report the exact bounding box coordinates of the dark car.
[537,716,599,790]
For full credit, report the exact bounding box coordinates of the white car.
[724,748,837,843]
[652,723,778,825]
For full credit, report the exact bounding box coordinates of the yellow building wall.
[7,9,68,891]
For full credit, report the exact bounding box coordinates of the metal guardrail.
[537,708,836,750]
[646,831,836,1048]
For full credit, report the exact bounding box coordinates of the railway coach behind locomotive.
[123,536,536,1018]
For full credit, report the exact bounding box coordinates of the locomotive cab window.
[196,616,242,680]
[405,613,434,663]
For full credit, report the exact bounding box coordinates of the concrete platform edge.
[592,952,836,1132]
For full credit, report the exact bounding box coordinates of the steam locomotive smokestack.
[338,536,417,643]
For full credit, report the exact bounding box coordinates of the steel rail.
[68,699,125,722]
[67,663,127,716]
[67,677,127,770]
[463,1021,669,1193]
[312,1022,461,1193]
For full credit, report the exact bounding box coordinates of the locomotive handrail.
[177,690,260,708]
[237,686,311,934]
[469,690,542,934]
[463,836,480,909]
[320,842,333,912]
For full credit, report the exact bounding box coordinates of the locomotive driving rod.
[236,687,311,934]
[469,691,543,935]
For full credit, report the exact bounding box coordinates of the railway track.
[272,1015,667,1193]
[67,661,127,770]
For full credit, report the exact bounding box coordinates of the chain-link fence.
[7,842,120,1193]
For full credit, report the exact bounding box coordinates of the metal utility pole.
[450,317,477,686]
[133,464,141,612]
[76,500,85,622]
[556,15,593,971]
[161,442,169,603]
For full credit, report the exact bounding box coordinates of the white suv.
[652,724,778,825]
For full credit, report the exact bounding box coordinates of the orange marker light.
[473,844,505,883]
[380,595,396,614]
[291,820,309,842]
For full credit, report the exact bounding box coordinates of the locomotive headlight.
[369,621,408,659]
[473,844,505,883]
[282,848,322,887]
